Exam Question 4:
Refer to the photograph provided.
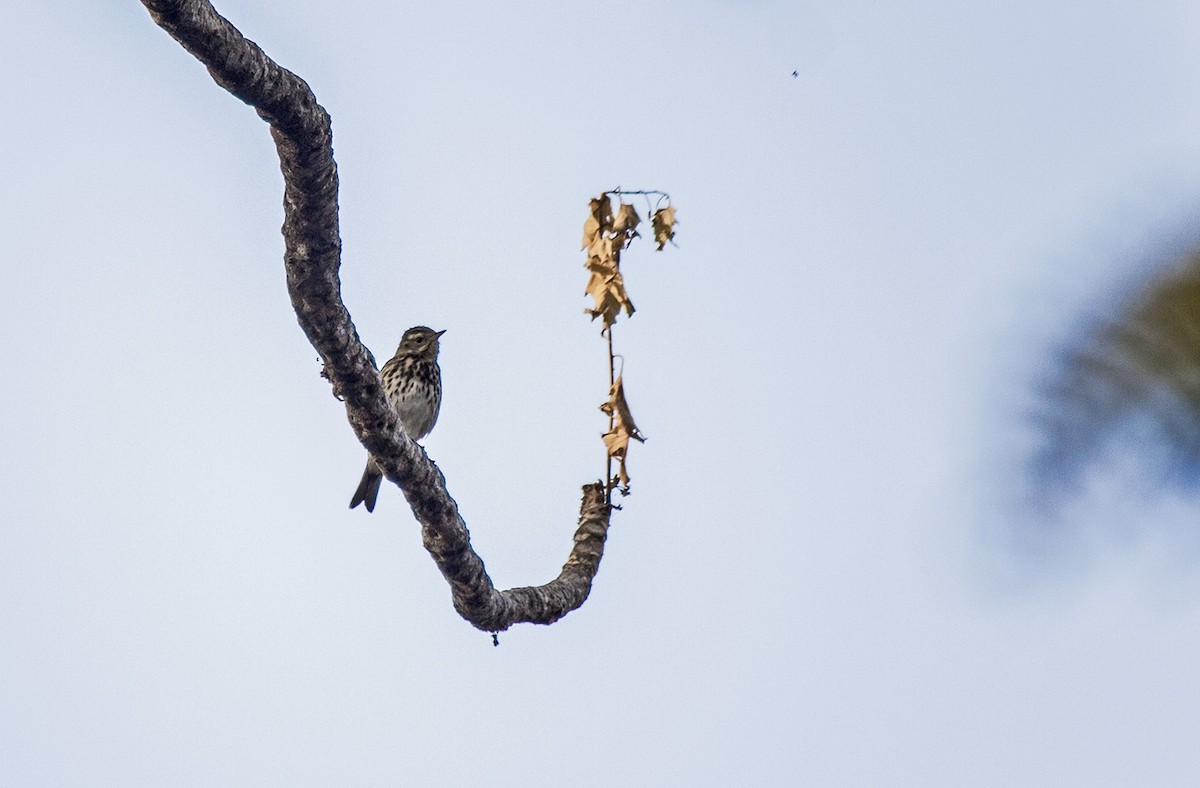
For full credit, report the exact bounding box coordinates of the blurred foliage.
[1033,249,1200,499]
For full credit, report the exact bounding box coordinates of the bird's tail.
[349,459,383,512]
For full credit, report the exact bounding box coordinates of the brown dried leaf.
[651,205,677,250]
[584,230,634,327]
[612,202,641,244]
[584,240,617,323]
[586,234,616,270]
[581,194,614,250]
[603,428,632,487]
[585,292,622,326]
[610,271,635,319]
[585,269,635,326]
[600,375,645,487]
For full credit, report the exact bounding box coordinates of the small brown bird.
[350,326,445,512]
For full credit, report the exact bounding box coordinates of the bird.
[349,326,445,512]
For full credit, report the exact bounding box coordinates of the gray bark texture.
[140,0,613,632]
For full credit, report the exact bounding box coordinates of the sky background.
[5,1,1200,785]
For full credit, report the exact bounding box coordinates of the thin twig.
[605,325,615,505]
[604,188,670,199]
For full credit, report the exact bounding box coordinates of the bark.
[139,0,612,632]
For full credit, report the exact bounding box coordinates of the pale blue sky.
[4,1,1200,785]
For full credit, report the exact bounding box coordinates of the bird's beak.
[435,329,447,338]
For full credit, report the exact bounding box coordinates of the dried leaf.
[584,241,618,324]
[593,194,613,227]
[581,194,614,250]
[603,428,632,488]
[600,375,645,486]
[584,269,635,326]
[586,234,616,268]
[584,229,634,327]
[585,293,622,327]
[585,290,618,325]
[610,376,645,443]
[609,271,635,319]
[612,202,641,244]
[651,205,677,250]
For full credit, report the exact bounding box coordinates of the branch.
[139,0,612,632]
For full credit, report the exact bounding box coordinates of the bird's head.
[397,325,446,358]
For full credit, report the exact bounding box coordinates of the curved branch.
[140,0,612,632]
